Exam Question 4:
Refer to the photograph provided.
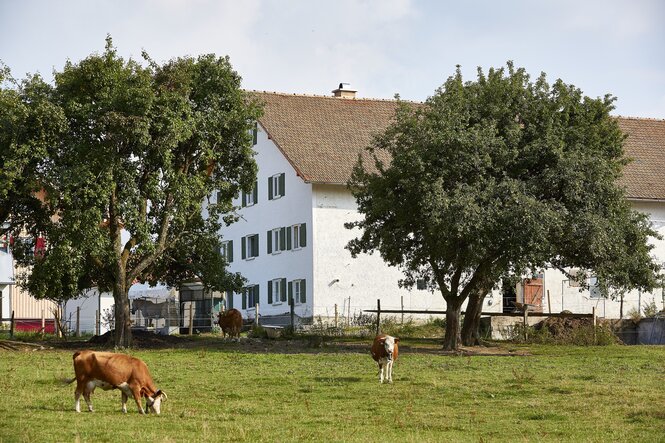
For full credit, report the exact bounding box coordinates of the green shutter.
[227,290,233,310]
[253,182,258,203]
[253,234,259,257]
[242,288,247,309]
[280,278,287,302]
[280,227,286,251]
[241,191,247,207]
[241,237,246,259]
[267,230,272,254]
[300,223,307,247]
[288,281,293,304]
[255,285,260,307]
[252,122,258,145]
[268,281,273,304]
[268,177,273,200]
[286,226,292,250]
[279,173,285,197]
[301,280,306,303]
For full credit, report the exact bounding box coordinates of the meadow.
[0,336,664,443]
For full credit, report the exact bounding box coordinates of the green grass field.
[0,338,664,442]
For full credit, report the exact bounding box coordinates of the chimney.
[332,82,357,99]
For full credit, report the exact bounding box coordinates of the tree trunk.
[619,294,624,319]
[443,299,463,350]
[461,290,486,346]
[113,281,132,348]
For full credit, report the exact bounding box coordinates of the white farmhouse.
[214,86,665,325]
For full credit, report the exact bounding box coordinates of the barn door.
[522,278,543,312]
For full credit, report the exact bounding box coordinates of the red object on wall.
[14,319,56,334]
[34,236,46,257]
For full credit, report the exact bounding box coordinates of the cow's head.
[146,390,167,415]
[382,336,398,360]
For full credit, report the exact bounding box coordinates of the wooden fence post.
[254,303,260,328]
[10,310,15,338]
[95,310,100,336]
[188,303,193,335]
[547,290,551,314]
[41,309,45,339]
[289,298,295,331]
[76,307,81,337]
[334,304,339,328]
[523,309,529,341]
[401,296,404,324]
[376,299,381,335]
[592,306,597,344]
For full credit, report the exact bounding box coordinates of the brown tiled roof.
[254,92,400,184]
[617,117,665,200]
[254,91,665,200]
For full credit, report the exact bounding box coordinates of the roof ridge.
[615,115,665,123]
[247,89,420,104]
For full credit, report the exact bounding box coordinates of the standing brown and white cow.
[217,308,243,340]
[67,350,167,414]
[371,334,399,383]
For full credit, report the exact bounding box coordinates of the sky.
[1,0,664,118]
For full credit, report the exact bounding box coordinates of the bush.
[508,318,619,345]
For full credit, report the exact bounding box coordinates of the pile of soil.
[534,315,593,338]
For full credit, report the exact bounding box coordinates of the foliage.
[347,61,660,350]
[641,299,660,317]
[1,344,665,442]
[8,37,261,347]
[0,64,65,238]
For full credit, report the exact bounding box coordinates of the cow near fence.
[131,299,172,328]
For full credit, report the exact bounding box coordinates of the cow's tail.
[61,377,76,385]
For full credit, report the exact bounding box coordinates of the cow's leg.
[83,381,95,412]
[130,386,146,414]
[74,381,84,413]
[378,361,384,383]
[387,360,394,383]
[121,392,128,413]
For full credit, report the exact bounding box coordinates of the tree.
[346,63,660,350]
[12,37,261,347]
[0,66,65,239]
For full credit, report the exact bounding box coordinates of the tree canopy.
[8,37,261,347]
[347,62,660,350]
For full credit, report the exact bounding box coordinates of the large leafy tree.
[347,63,659,350]
[12,38,260,347]
[0,66,65,239]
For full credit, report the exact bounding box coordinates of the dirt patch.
[6,330,528,356]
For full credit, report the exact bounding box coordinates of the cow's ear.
[394,338,400,343]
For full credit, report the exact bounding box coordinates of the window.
[589,276,603,299]
[242,181,258,207]
[289,279,306,305]
[416,279,427,290]
[268,278,287,305]
[251,121,258,146]
[220,240,233,263]
[242,284,260,309]
[291,223,307,249]
[268,173,285,200]
[267,227,287,254]
[241,234,259,259]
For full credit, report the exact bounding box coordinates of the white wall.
[535,200,665,318]
[311,184,446,319]
[63,289,114,335]
[218,124,314,320]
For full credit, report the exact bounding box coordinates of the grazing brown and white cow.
[217,308,243,340]
[371,334,399,383]
[67,350,167,414]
